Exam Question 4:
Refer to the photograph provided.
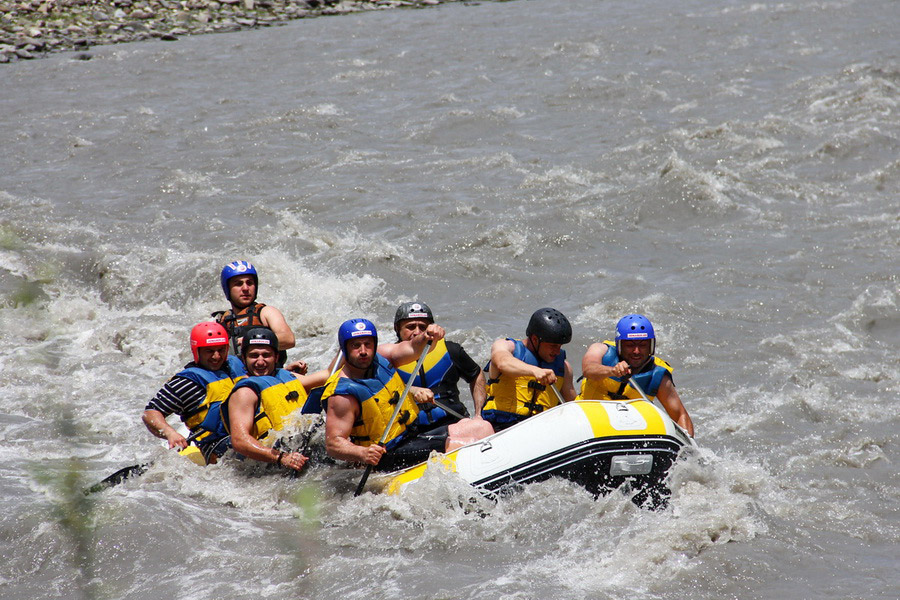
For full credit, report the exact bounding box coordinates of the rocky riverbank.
[0,0,473,62]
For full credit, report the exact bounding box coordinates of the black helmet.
[525,308,572,344]
[393,301,434,334]
[241,327,279,356]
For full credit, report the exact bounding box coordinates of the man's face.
[397,319,429,342]
[345,337,376,371]
[197,345,228,371]
[620,339,652,367]
[244,347,277,377]
[227,275,257,308]
[530,335,563,363]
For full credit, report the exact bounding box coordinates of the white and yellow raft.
[380,400,695,503]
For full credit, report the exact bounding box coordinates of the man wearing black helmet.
[218,328,329,471]
[482,308,577,431]
[393,301,488,430]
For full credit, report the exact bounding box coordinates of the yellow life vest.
[395,338,453,385]
[223,369,308,440]
[322,354,419,450]
[483,339,565,423]
[178,355,246,433]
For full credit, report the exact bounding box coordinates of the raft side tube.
[383,400,688,496]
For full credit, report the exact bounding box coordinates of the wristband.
[276,450,285,466]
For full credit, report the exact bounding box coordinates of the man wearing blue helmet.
[578,314,694,436]
[212,260,295,366]
[323,318,493,471]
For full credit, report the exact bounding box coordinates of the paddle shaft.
[548,381,566,405]
[430,398,466,420]
[354,340,432,497]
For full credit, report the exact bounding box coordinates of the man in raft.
[141,321,246,464]
[212,260,295,367]
[577,314,694,437]
[323,318,494,472]
[482,307,577,431]
[220,327,330,471]
[392,301,488,429]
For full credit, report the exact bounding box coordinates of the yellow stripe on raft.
[577,400,668,438]
[385,450,460,495]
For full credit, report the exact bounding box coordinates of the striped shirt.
[145,373,207,419]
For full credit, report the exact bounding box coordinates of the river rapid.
[1,0,897,598]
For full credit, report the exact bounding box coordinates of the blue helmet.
[338,318,378,357]
[615,314,656,355]
[220,260,258,300]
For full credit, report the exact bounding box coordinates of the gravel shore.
[0,0,474,62]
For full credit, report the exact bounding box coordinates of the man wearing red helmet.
[141,321,247,463]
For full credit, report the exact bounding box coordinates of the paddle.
[84,462,150,494]
[354,340,432,497]
[84,438,206,495]
[549,380,567,405]
[431,398,466,420]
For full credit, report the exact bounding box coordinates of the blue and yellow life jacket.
[177,355,246,449]
[482,339,566,426]
[395,338,467,426]
[576,340,673,401]
[322,354,419,451]
[220,369,309,440]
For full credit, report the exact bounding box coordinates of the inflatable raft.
[379,400,695,506]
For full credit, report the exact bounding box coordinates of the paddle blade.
[84,463,149,495]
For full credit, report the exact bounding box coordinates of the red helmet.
[189,322,229,362]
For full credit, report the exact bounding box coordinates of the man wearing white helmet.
[392,301,487,430]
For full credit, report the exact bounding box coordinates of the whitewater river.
[1,0,897,598]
